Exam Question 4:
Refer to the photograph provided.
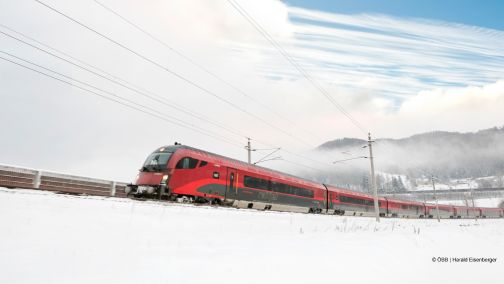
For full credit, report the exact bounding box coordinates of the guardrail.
[382,189,504,202]
[0,164,127,197]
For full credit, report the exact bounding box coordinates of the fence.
[0,164,127,197]
[383,188,504,202]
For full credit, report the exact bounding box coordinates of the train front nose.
[125,173,170,196]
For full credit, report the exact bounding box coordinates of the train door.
[322,184,330,212]
[327,191,332,210]
[225,167,238,202]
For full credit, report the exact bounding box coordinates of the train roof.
[156,144,326,189]
[155,145,502,210]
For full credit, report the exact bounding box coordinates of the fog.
[296,127,504,191]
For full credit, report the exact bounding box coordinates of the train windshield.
[141,152,172,172]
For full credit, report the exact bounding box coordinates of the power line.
[0,23,121,82]
[0,27,248,141]
[0,25,347,173]
[0,50,233,145]
[34,0,315,148]
[6,1,366,174]
[0,53,245,149]
[227,0,368,135]
[333,156,368,163]
[281,159,327,172]
[92,0,324,143]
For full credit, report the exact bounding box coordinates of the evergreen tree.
[391,177,399,192]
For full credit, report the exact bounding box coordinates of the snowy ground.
[415,176,499,191]
[438,197,504,207]
[1,188,503,284]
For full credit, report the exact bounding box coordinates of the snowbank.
[0,188,503,284]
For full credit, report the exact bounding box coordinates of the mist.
[290,126,504,191]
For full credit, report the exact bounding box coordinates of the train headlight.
[146,186,155,194]
[161,175,169,184]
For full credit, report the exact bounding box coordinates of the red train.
[125,145,504,219]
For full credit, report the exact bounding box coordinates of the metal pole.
[368,132,380,222]
[247,138,251,164]
[431,175,440,222]
[33,170,42,189]
[110,181,116,196]
[469,182,477,221]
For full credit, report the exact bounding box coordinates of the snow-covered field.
[1,188,503,284]
[438,197,504,207]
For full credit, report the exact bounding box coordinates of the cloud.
[1,0,503,180]
[401,80,504,113]
[376,80,504,136]
[232,5,504,104]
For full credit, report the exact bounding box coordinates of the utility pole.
[246,137,252,164]
[469,181,477,221]
[367,132,380,222]
[431,175,440,222]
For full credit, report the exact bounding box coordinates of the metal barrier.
[0,164,127,197]
[383,189,504,202]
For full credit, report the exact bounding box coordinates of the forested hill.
[316,126,504,180]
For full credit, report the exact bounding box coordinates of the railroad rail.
[0,164,127,197]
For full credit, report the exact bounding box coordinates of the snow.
[414,177,496,191]
[1,187,503,284]
[438,197,504,208]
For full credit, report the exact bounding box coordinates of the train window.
[271,182,289,194]
[292,186,314,198]
[199,161,208,167]
[244,176,314,198]
[244,176,270,191]
[340,195,377,206]
[175,157,199,169]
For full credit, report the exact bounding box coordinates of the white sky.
[1,0,503,181]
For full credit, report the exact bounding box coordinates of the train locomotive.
[125,144,504,219]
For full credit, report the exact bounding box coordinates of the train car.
[125,145,327,213]
[426,204,456,218]
[467,207,482,218]
[386,198,426,218]
[453,206,481,218]
[325,185,387,217]
[453,206,466,218]
[125,144,503,219]
[480,207,503,218]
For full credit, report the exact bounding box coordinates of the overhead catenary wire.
[0,27,248,141]
[0,23,122,82]
[1,49,340,175]
[333,156,368,163]
[92,0,325,143]
[4,1,367,176]
[281,159,328,172]
[0,50,241,145]
[226,0,368,135]
[33,0,316,148]
[0,25,349,173]
[0,54,245,149]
